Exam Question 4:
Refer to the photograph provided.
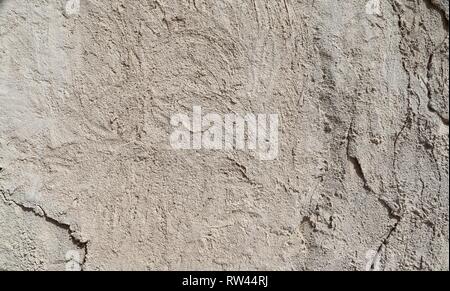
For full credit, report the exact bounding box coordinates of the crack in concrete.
[370,216,402,271]
[367,4,448,271]
[345,120,375,193]
[0,189,89,271]
[425,39,450,126]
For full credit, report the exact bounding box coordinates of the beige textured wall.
[0,0,448,271]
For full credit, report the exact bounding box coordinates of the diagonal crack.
[370,216,402,271]
[0,189,89,271]
[346,121,375,193]
[226,157,259,186]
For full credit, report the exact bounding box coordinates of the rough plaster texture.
[0,0,448,271]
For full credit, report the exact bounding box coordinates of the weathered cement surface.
[0,0,448,271]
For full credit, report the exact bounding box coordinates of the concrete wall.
[0,0,448,271]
